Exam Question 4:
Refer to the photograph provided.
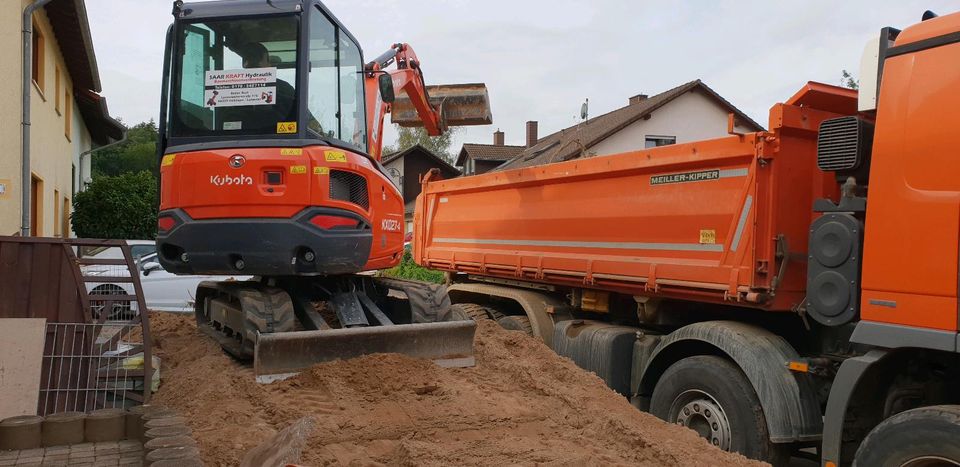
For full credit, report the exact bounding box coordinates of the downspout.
[78,128,129,191]
[21,0,54,236]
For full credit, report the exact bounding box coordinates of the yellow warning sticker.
[324,150,347,162]
[313,166,330,175]
[289,165,307,175]
[161,154,176,167]
[699,229,716,244]
[277,121,298,134]
[280,148,302,156]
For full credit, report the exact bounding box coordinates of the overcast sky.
[86,0,954,152]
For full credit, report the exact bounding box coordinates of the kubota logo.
[210,174,254,186]
[228,154,246,168]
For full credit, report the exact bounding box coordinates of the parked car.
[83,241,251,317]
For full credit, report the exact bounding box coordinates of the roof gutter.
[78,127,129,190]
[21,0,54,236]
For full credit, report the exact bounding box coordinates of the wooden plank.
[61,244,90,323]
[0,242,19,314]
[75,258,127,266]
[0,319,47,419]
[29,243,52,320]
[13,243,33,318]
[82,276,134,283]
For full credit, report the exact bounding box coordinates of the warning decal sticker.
[324,151,347,162]
[204,67,277,108]
[277,121,297,134]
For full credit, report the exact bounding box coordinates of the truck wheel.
[650,355,787,465]
[854,405,960,467]
[447,303,503,322]
[497,315,534,336]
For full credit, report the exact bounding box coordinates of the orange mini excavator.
[155,0,491,380]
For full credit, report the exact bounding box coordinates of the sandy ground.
[149,312,764,466]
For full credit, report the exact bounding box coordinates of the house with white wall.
[0,0,123,237]
[497,80,763,170]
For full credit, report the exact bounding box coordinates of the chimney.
[629,94,648,105]
[493,129,504,146]
[525,121,538,148]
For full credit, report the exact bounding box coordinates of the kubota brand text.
[210,174,254,186]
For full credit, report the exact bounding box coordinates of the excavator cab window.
[171,15,300,137]
[166,6,368,153]
[306,6,367,150]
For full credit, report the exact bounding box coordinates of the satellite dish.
[580,98,589,120]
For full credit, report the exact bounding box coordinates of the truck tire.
[447,303,503,322]
[853,405,960,467]
[497,315,534,336]
[650,355,788,465]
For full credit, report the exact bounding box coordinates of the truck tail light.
[309,215,359,230]
[157,215,178,233]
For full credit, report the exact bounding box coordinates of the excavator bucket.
[253,320,477,383]
[391,83,492,127]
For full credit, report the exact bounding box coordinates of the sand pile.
[149,312,762,466]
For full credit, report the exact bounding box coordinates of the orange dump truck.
[414,11,960,467]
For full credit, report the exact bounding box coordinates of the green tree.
[382,125,459,163]
[841,69,859,90]
[92,121,159,178]
[72,171,158,240]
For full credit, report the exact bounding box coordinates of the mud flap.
[254,320,476,383]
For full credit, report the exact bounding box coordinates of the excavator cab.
[155,0,490,381]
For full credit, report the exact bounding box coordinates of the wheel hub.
[672,390,732,450]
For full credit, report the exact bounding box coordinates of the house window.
[30,175,43,236]
[31,19,45,95]
[64,90,72,141]
[53,190,60,237]
[62,197,70,237]
[55,66,61,114]
[645,135,676,149]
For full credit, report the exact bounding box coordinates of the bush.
[72,171,158,239]
[381,248,444,283]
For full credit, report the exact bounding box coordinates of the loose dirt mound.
[149,312,763,466]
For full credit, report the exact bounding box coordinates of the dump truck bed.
[415,85,853,311]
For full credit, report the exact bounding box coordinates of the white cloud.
[86,0,955,150]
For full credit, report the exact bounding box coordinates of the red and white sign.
[204,67,277,108]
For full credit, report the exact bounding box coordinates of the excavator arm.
[364,43,491,161]
[364,43,445,160]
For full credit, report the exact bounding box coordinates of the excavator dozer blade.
[392,83,492,127]
[253,320,476,383]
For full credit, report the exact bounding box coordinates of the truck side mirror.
[379,73,395,103]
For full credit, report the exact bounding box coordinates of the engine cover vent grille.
[817,116,874,173]
[330,170,369,210]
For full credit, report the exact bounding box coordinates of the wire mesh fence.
[38,321,150,416]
